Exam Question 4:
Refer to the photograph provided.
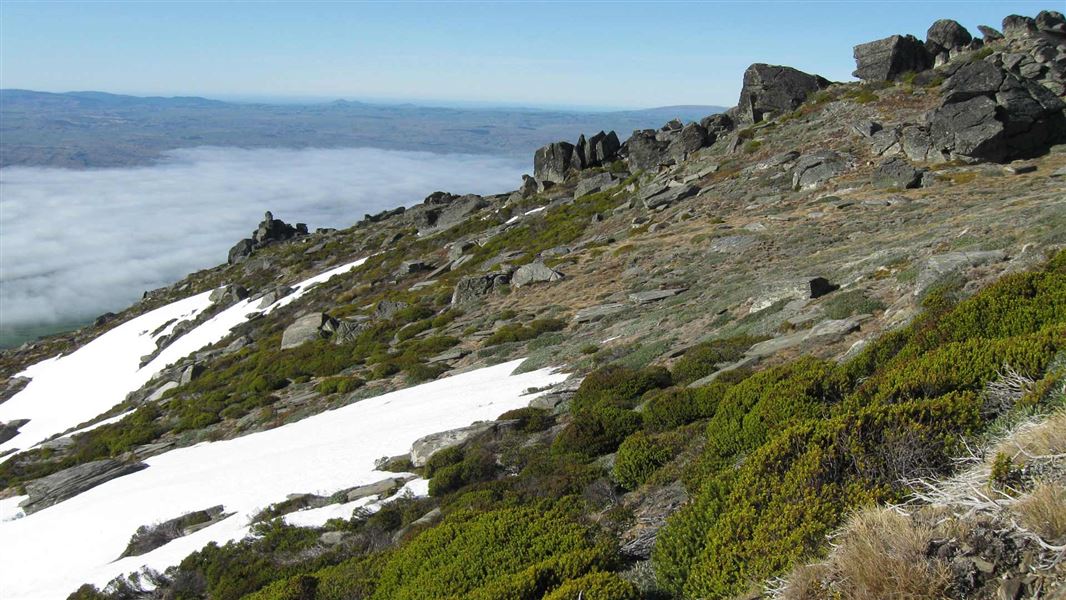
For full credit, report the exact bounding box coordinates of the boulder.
[518,174,538,198]
[572,130,621,169]
[1035,10,1066,34]
[1002,14,1038,38]
[699,113,734,137]
[256,285,294,309]
[119,505,228,558]
[737,64,831,123]
[410,422,497,467]
[573,303,627,323]
[914,250,1007,296]
[396,260,432,277]
[668,122,710,161]
[640,183,699,209]
[227,238,255,265]
[408,193,489,233]
[791,151,849,189]
[179,364,204,385]
[929,61,1066,162]
[853,34,932,81]
[280,312,337,349]
[534,141,575,183]
[511,262,565,288]
[751,277,838,312]
[874,156,924,189]
[574,172,620,198]
[208,284,249,305]
[331,318,370,345]
[20,459,148,514]
[977,25,1004,43]
[926,19,973,56]
[0,419,29,445]
[624,129,670,171]
[346,477,413,502]
[227,212,307,264]
[452,272,510,305]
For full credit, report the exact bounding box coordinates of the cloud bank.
[0,147,528,343]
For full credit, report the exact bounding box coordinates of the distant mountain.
[0,89,725,169]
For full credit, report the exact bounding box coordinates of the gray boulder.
[331,317,370,345]
[0,419,29,445]
[853,34,932,81]
[208,284,249,305]
[926,19,973,56]
[346,477,413,502]
[792,151,849,189]
[1002,14,1038,38]
[915,250,1007,296]
[699,113,734,137]
[573,130,621,169]
[640,183,698,209]
[1036,10,1066,34]
[512,262,565,288]
[574,172,620,198]
[624,129,670,172]
[410,422,497,467]
[978,25,1004,43]
[21,459,148,514]
[452,272,511,305]
[874,156,924,189]
[534,141,575,183]
[929,61,1066,162]
[737,63,831,123]
[518,174,538,198]
[256,285,294,309]
[280,312,337,349]
[227,238,254,265]
[668,122,710,161]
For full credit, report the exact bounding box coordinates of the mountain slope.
[1,9,1065,600]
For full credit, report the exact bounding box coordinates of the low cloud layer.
[0,147,527,342]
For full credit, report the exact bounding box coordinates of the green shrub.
[484,318,566,346]
[428,447,497,497]
[614,431,684,490]
[314,376,365,395]
[641,385,724,432]
[553,407,642,458]
[424,446,464,478]
[542,572,640,600]
[572,364,672,411]
[498,407,553,432]
[672,335,761,384]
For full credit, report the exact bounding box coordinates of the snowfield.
[0,257,368,455]
[0,253,569,599]
[0,359,566,599]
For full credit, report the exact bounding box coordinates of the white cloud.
[0,147,528,335]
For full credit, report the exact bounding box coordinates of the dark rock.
[737,63,831,123]
[518,174,538,198]
[1002,14,1038,38]
[396,260,432,277]
[853,34,932,81]
[930,61,1066,162]
[629,288,686,303]
[1036,10,1066,34]
[256,285,294,309]
[93,312,117,327]
[874,156,924,189]
[574,130,621,168]
[699,113,734,137]
[978,25,1005,42]
[120,505,228,558]
[511,262,565,288]
[668,122,709,161]
[208,284,249,305]
[280,313,337,349]
[21,459,148,514]
[0,419,29,445]
[926,19,973,55]
[574,172,620,198]
[624,129,670,171]
[228,212,307,264]
[227,238,255,265]
[534,141,575,183]
[792,151,849,189]
[640,183,698,209]
[452,272,511,304]
[851,119,883,138]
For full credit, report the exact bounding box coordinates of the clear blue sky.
[0,1,1052,109]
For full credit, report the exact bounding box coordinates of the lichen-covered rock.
[533,141,575,183]
[791,151,849,189]
[737,63,830,123]
[853,34,932,81]
[874,156,924,189]
[280,312,337,349]
[511,262,565,288]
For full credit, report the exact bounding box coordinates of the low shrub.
[614,430,684,490]
[552,406,642,458]
[671,335,761,385]
[542,572,640,600]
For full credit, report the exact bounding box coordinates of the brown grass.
[993,409,1066,469]
[783,507,951,600]
[1014,482,1066,544]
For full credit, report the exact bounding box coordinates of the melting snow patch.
[0,257,367,455]
[0,359,567,599]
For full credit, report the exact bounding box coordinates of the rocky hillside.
[1,10,1065,600]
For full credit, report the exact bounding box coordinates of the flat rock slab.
[410,422,498,467]
[573,303,627,323]
[629,289,687,303]
[21,459,148,514]
[915,250,1007,297]
[346,476,415,502]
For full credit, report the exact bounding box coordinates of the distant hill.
[0,89,725,168]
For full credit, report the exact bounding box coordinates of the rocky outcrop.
[640,182,699,209]
[624,129,670,172]
[737,64,831,123]
[572,130,621,170]
[208,284,249,306]
[451,272,511,305]
[874,156,924,189]
[533,142,574,184]
[0,418,29,444]
[929,60,1066,162]
[406,192,489,234]
[853,34,932,81]
[409,422,498,467]
[534,131,621,184]
[228,211,308,264]
[119,505,229,558]
[280,312,338,349]
[926,19,974,58]
[511,262,565,288]
[20,459,148,514]
[791,151,849,189]
[574,172,622,198]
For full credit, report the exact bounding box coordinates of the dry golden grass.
[993,409,1066,470]
[782,507,951,600]
[1014,482,1066,544]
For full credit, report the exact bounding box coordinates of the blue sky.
[0,1,1052,109]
